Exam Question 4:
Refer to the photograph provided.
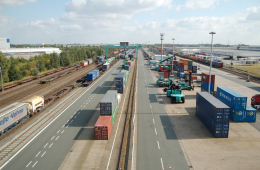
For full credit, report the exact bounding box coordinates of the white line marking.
[66,120,69,123]
[160,158,164,170]
[32,161,38,168]
[49,143,53,148]
[157,141,160,149]
[74,112,76,115]
[44,143,48,148]
[35,151,41,157]
[0,58,123,170]
[153,119,155,124]
[150,104,152,108]
[51,136,55,140]
[66,125,69,128]
[106,87,128,170]
[61,130,65,134]
[55,136,59,140]
[155,128,157,135]
[71,116,73,118]
[57,130,60,133]
[62,125,64,128]
[41,151,46,157]
[26,161,32,167]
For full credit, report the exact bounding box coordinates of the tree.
[0,52,10,83]
[8,63,22,81]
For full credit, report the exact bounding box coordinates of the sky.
[0,0,260,45]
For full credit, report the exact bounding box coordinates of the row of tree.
[0,46,118,84]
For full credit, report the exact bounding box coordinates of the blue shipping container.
[99,57,104,62]
[192,66,197,73]
[177,67,184,72]
[196,105,223,138]
[201,81,215,92]
[125,65,130,71]
[245,105,256,122]
[216,86,247,110]
[196,92,230,123]
[103,63,110,70]
[116,73,126,85]
[188,65,192,71]
[230,108,246,122]
[93,69,100,77]
[87,71,97,81]
[177,72,184,78]
[222,123,229,138]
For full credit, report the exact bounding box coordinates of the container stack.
[201,72,215,95]
[116,72,126,93]
[94,90,118,140]
[177,61,184,78]
[192,66,197,73]
[120,70,128,84]
[127,60,132,67]
[216,86,256,122]
[196,92,230,138]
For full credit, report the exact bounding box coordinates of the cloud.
[59,25,83,31]
[62,0,172,21]
[246,6,260,21]
[0,0,36,6]
[176,0,221,11]
[0,15,9,27]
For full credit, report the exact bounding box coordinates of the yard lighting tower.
[160,33,165,61]
[172,38,175,75]
[208,31,216,94]
[0,67,3,93]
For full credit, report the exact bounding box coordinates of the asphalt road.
[1,59,124,170]
[136,51,190,170]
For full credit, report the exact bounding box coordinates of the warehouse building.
[0,38,10,49]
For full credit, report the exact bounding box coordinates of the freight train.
[0,96,44,135]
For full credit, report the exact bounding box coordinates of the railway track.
[0,57,121,166]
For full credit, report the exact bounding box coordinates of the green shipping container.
[206,60,209,63]
[122,64,125,69]
[188,60,193,66]
[112,101,118,124]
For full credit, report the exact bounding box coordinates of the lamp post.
[172,38,175,76]
[208,31,216,94]
[160,33,164,61]
[0,67,3,93]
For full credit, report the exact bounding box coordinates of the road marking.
[62,125,64,128]
[0,60,123,170]
[41,151,46,157]
[71,120,73,123]
[74,112,76,115]
[44,143,48,148]
[61,130,65,134]
[57,130,60,133]
[51,136,55,140]
[106,87,129,170]
[150,104,152,108]
[71,116,73,118]
[26,161,32,167]
[155,128,157,135]
[35,151,41,157]
[153,119,155,124]
[66,120,69,123]
[55,136,59,140]
[160,158,164,170]
[49,143,53,148]
[157,141,160,149]
[32,161,38,168]
[66,125,69,128]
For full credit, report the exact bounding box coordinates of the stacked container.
[196,92,230,138]
[120,70,128,83]
[192,66,197,73]
[116,72,126,93]
[216,86,255,122]
[201,72,215,95]
[177,61,184,78]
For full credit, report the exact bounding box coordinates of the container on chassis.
[24,96,44,115]
[103,63,110,70]
[100,90,117,115]
[80,61,88,66]
[0,103,27,134]
[88,59,93,64]
[230,108,246,122]
[216,86,247,110]
[116,73,126,85]
[93,69,100,77]
[124,65,130,71]
[196,92,230,123]
[245,105,257,122]
[94,116,112,140]
[116,84,125,93]
[86,71,97,81]
[196,105,228,138]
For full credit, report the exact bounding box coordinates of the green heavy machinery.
[163,80,185,103]
[156,75,175,87]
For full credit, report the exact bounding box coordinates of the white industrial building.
[0,38,10,49]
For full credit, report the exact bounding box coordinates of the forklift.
[163,80,185,103]
[156,75,175,87]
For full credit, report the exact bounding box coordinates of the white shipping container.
[0,103,27,134]
[184,65,188,71]
[24,96,44,114]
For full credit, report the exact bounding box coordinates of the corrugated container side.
[100,90,117,115]
[187,65,192,71]
[94,116,112,140]
[245,105,256,122]
[192,66,197,73]
[230,108,246,122]
[216,86,247,110]
[201,81,215,91]
[202,72,215,83]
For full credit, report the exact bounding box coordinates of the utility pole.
[209,31,216,94]
[172,38,175,76]
[160,33,165,61]
[0,67,3,93]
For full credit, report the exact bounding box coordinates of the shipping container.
[80,61,88,66]
[202,72,215,83]
[94,116,112,140]
[184,65,188,71]
[103,63,110,70]
[100,90,117,115]
[116,84,125,93]
[230,108,246,122]
[245,105,256,122]
[201,87,214,96]
[127,61,132,67]
[87,71,97,81]
[93,69,100,77]
[196,92,230,123]
[88,59,93,64]
[188,60,193,66]
[111,101,118,124]
[178,61,184,68]
[177,67,184,72]
[217,62,223,68]
[216,86,247,110]
[116,72,126,85]
[201,81,215,92]
[192,66,197,73]
[164,72,169,78]
[125,65,130,71]
[188,65,192,71]
[196,105,224,138]
[0,103,28,135]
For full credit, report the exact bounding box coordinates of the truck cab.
[251,94,260,107]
